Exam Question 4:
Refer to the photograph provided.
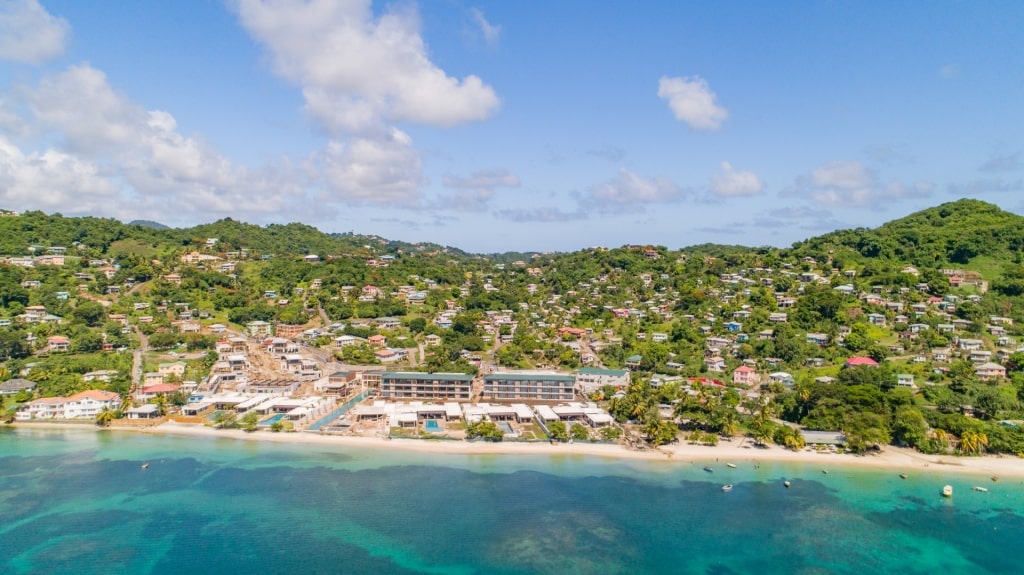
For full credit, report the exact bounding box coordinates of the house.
[975,362,1006,381]
[768,312,788,323]
[368,334,387,348]
[246,320,273,338]
[576,367,629,393]
[844,356,879,368]
[375,348,407,363]
[47,336,70,352]
[895,374,916,388]
[704,356,726,372]
[64,390,121,419]
[866,313,887,326]
[126,404,162,420]
[768,372,794,386]
[806,333,829,346]
[732,365,759,386]
[303,254,321,263]
[625,355,643,370]
[136,383,181,402]
[424,334,442,346]
[0,378,36,395]
[158,361,187,378]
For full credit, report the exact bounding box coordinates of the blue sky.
[1,0,1022,253]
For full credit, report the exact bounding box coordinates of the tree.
[241,411,260,432]
[547,420,569,441]
[570,423,590,441]
[959,430,989,455]
[466,420,504,441]
[95,406,115,427]
[892,406,928,448]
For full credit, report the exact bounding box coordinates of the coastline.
[8,420,1023,479]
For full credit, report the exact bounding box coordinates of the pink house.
[844,356,878,368]
[368,334,387,348]
[732,365,759,386]
[47,336,70,352]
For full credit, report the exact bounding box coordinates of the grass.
[964,255,1006,281]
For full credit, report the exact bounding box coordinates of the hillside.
[788,199,1024,273]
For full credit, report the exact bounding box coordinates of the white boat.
[972,486,989,493]
[726,463,737,468]
[942,485,953,497]
[722,484,733,492]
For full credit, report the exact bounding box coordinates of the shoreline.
[7,420,1023,479]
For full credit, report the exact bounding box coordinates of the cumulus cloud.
[710,162,763,197]
[0,0,70,63]
[781,160,933,207]
[0,136,119,213]
[320,128,424,204]
[233,0,500,133]
[657,76,728,131]
[978,152,1021,173]
[582,168,687,210]
[470,8,501,46]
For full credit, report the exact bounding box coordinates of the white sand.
[10,420,1024,479]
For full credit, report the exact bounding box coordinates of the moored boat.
[722,484,733,492]
[942,485,953,497]
[703,466,714,472]
[726,463,736,468]
[899,473,907,479]
[972,486,989,492]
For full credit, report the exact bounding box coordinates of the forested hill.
[0,212,468,261]
[787,199,1024,270]
[2,199,1022,270]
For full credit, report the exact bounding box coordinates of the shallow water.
[1,428,1021,574]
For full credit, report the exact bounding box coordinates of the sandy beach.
[11,420,1021,479]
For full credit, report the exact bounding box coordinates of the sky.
[1,0,1022,253]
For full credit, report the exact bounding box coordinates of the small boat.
[899,473,908,479]
[784,480,791,488]
[141,463,149,469]
[726,463,737,468]
[722,485,733,492]
[821,469,829,475]
[991,476,999,482]
[972,486,989,493]
[703,466,714,472]
[942,485,953,497]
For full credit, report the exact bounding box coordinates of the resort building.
[575,367,629,393]
[379,372,474,400]
[483,371,577,401]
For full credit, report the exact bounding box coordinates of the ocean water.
[1,428,1022,575]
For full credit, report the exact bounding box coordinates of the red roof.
[734,366,755,372]
[845,356,879,367]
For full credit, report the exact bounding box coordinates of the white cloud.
[657,76,728,131]
[0,0,70,63]
[710,162,763,197]
[0,136,119,212]
[470,8,501,46]
[583,168,686,209]
[320,128,424,204]
[233,0,500,133]
[782,160,933,207]
[29,65,147,153]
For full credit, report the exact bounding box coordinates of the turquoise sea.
[1,427,1022,575]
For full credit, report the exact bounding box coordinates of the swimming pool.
[423,420,441,432]
[259,413,286,426]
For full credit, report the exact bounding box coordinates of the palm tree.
[932,428,950,450]
[95,407,115,427]
[784,430,806,451]
[959,430,989,455]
